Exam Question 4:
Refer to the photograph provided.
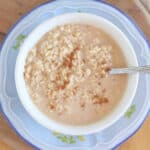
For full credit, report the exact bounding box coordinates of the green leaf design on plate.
[13,34,26,50]
[53,131,61,136]
[77,135,85,141]
[125,104,136,118]
[52,132,85,144]
[68,136,76,144]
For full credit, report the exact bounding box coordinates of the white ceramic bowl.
[15,13,139,135]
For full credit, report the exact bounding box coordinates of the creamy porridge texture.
[24,24,128,125]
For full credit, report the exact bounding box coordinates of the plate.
[0,0,150,149]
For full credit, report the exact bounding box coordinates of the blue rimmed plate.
[0,0,150,149]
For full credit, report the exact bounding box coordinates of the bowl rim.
[15,12,139,135]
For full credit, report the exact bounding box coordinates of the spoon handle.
[109,65,150,75]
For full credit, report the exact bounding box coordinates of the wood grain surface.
[0,0,150,150]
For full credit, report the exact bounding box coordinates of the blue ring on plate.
[0,0,149,150]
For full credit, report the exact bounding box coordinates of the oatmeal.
[24,24,128,125]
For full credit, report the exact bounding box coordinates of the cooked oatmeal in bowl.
[24,24,127,125]
[15,13,138,135]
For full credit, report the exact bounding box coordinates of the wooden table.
[0,0,150,150]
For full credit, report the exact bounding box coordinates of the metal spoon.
[109,65,150,75]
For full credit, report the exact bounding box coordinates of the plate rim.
[0,0,150,149]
